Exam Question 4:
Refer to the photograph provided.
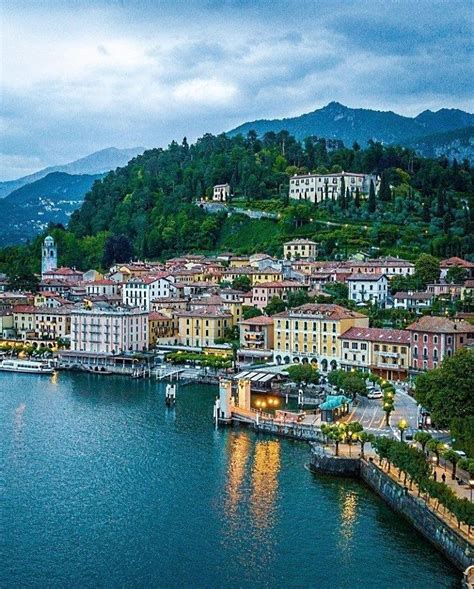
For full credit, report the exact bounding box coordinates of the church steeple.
[41,235,57,277]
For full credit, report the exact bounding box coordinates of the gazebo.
[319,395,352,423]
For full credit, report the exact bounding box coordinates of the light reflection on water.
[1,373,460,589]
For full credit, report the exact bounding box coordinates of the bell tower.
[41,235,57,277]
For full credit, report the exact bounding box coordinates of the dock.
[214,378,323,442]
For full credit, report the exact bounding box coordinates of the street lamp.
[398,419,408,442]
[470,480,474,503]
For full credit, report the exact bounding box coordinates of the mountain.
[405,126,474,163]
[228,102,474,158]
[0,172,103,246]
[0,147,145,199]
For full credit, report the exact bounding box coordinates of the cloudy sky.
[2,0,473,180]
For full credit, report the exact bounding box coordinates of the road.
[342,386,448,437]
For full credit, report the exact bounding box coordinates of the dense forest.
[1,130,473,281]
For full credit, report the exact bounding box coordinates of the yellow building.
[283,239,318,260]
[148,311,177,347]
[13,305,71,340]
[273,303,368,370]
[339,327,410,381]
[176,308,233,348]
[222,267,283,286]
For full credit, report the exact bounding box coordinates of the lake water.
[1,372,460,588]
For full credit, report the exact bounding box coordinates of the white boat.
[0,359,55,374]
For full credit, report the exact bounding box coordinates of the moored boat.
[0,359,55,374]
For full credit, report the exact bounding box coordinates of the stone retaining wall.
[309,445,474,572]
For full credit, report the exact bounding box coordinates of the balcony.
[376,362,405,370]
[245,332,264,341]
[376,351,399,359]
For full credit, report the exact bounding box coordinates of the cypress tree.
[354,187,361,208]
[340,175,345,209]
[346,187,351,207]
[324,182,329,201]
[368,179,376,213]
[379,172,392,201]
[436,188,445,217]
[422,198,431,223]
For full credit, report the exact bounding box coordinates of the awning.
[319,395,352,411]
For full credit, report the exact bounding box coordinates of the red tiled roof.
[406,315,474,333]
[240,316,274,326]
[440,257,474,269]
[341,326,410,344]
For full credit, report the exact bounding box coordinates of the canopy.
[319,395,351,411]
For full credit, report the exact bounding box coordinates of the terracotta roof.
[440,257,474,269]
[406,316,474,333]
[341,326,410,344]
[252,281,307,289]
[240,316,274,326]
[45,267,82,276]
[13,305,36,313]
[149,311,171,321]
[347,273,387,281]
[175,308,232,318]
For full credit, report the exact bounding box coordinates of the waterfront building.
[347,273,388,305]
[273,303,369,369]
[289,171,378,204]
[148,311,177,347]
[251,281,308,310]
[340,327,410,381]
[41,235,57,277]
[13,305,71,341]
[283,239,318,261]
[406,315,474,371]
[175,308,232,348]
[0,310,14,338]
[70,303,148,354]
[212,183,230,202]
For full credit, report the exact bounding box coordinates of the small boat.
[0,359,55,374]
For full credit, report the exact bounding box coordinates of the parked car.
[404,428,415,441]
[367,390,383,399]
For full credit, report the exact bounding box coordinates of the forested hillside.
[1,131,473,281]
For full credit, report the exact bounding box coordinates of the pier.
[214,378,322,441]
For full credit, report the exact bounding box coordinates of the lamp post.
[470,480,474,503]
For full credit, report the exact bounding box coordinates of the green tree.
[414,253,440,287]
[446,266,467,284]
[286,363,319,385]
[265,296,287,315]
[232,276,252,292]
[443,449,461,480]
[415,349,474,427]
[368,179,376,213]
[242,307,263,320]
[414,431,432,453]
[379,171,392,202]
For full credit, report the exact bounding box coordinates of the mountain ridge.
[0,146,145,199]
[0,171,103,246]
[228,102,474,160]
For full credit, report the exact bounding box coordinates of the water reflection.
[338,488,359,557]
[12,402,26,461]
[225,433,252,518]
[250,440,280,530]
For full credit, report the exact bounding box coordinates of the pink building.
[251,281,308,310]
[70,303,148,355]
[406,315,474,371]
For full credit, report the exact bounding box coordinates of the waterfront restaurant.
[319,395,351,423]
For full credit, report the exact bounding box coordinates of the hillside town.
[1,232,472,383]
